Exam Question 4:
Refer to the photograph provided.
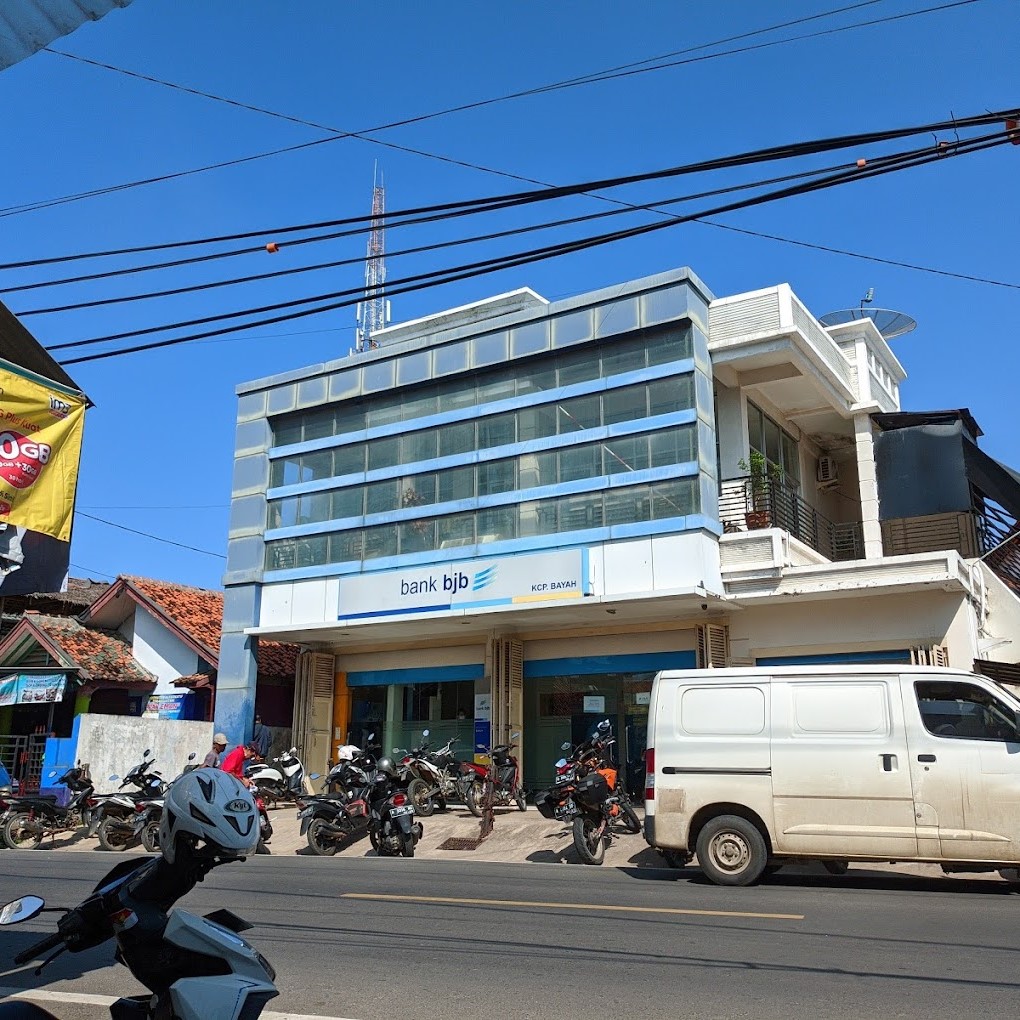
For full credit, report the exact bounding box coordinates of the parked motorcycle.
[401,730,462,817]
[130,754,200,855]
[298,780,374,856]
[2,764,95,849]
[0,771,279,1020]
[368,757,422,858]
[466,740,526,816]
[534,719,640,865]
[247,746,307,805]
[89,750,167,852]
[250,783,273,854]
[456,758,488,806]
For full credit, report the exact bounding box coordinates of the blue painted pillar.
[214,586,261,748]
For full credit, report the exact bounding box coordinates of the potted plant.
[738,451,781,529]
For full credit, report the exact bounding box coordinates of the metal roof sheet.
[0,0,135,71]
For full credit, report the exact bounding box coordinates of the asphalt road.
[1,852,1018,1020]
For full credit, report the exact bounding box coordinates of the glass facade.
[271,325,692,448]
[264,323,702,572]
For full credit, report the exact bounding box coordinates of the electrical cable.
[57,130,1009,366]
[15,159,858,316]
[50,133,985,350]
[694,219,1020,291]
[3,108,1011,291]
[74,512,227,558]
[5,0,979,221]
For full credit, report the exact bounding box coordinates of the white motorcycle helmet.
[159,770,260,863]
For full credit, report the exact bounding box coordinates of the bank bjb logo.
[0,430,52,492]
[473,565,497,591]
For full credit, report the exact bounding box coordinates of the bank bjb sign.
[339,549,587,621]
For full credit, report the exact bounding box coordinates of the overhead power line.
[75,511,227,559]
[0,0,983,221]
[4,107,1013,294]
[15,160,859,316]
[56,128,1013,366]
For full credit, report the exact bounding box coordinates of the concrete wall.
[72,715,212,795]
[132,608,200,694]
[728,590,970,665]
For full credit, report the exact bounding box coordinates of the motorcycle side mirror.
[392,748,400,754]
[560,742,572,751]
[422,729,430,738]
[187,752,196,761]
[109,775,120,782]
[511,731,520,740]
[310,773,321,780]
[0,896,45,925]
[555,758,567,768]
[367,733,375,741]
[47,770,57,778]
[143,749,152,758]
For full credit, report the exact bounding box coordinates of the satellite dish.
[819,307,917,340]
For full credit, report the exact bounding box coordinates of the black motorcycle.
[300,748,382,856]
[368,770,422,858]
[2,764,95,849]
[88,751,167,852]
[534,720,640,865]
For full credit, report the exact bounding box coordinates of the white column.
[854,414,883,559]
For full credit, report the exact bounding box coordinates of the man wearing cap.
[203,733,228,768]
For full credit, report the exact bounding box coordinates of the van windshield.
[915,681,1020,742]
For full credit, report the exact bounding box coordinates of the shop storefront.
[522,648,697,796]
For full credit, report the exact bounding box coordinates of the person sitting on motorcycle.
[220,742,258,788]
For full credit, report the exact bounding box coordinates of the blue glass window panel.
[648,376,694,416]
[478,413,516,449]
[433,341,469,377]
[559,444,601,482]
[333,488,364,520]
[368,436,400,470]
[642,286,688,327]
[478,459,516,496]
[302,450,333,481]
[298,491,332,525]
[401,390,439,421]
[366,479,398,514]
[601,334,647,378]
[647,326,693,366]
[594,297,640,338]
[516,362,556,395]
[556,351,599,387]
[272,417,302,447]
[366,402,401,428]
[269,497,298,529]
[477,506,516,542]
[364,525,398,560]
[401,430,438,465]
[438,465,474,502]
[335,405,366,435]
[557,395,600,433]
[363,359,395,393]
[603,436,649,475]
[437,515,474,548]
[397,351,430,387]
[552,309,592,347]
[330,531,363,563]
[473,331,508,368]
[518,403,558,442]
[603,385,647,426]
[511,320,550,357]
[439,421,475,457]
[334,444,365,477]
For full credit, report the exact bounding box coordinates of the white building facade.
[219,269,1020,791]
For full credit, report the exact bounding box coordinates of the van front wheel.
[696,815,767,886]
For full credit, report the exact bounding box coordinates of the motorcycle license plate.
[390,805,414,817]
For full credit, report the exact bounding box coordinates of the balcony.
[719,476,864,563]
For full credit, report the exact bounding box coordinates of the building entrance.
[522,672,654,797]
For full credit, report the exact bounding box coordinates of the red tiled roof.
[126,577,223,660]
[121,576,298,679]
[31,615,155,686]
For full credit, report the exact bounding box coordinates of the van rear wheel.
[696,815,767,886]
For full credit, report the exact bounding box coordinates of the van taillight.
[644,748,655,801]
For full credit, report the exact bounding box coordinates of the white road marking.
[0,987,360,1020]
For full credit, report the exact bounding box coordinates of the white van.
[643,665,1020,886]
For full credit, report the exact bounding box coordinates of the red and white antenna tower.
[355,164,388,353]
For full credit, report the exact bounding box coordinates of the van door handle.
[917,754,936,763]
[880,753,897,771]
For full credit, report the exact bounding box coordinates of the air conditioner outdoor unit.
[817,455,839,488]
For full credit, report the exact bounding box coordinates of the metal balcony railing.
[719,476,864,563]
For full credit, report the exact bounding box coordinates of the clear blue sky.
[0,0,1015,590]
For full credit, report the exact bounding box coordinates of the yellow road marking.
[341,892,803,921]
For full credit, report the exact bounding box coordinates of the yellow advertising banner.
[0,364,85,542]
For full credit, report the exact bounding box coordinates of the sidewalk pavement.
[1,802,1000,880]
